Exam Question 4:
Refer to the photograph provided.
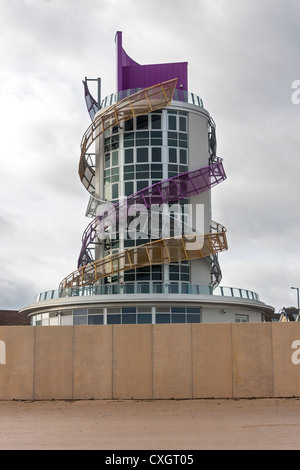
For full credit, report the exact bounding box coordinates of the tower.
[22,32,274,325]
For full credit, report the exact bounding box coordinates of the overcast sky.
[1,0,300,312]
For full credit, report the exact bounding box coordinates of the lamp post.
[291,287,300,319]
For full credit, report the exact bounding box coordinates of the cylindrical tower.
[21,32,274,325]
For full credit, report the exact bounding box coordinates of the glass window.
[122,314,136,324]
[125,119,134,131]
[125,181,134,197]
[125,149,133,164]
[137,180,149,191]
[152,147,161,162]
[172,313,186,323]
[104,137,111,153]
[187,314,200,323]
[112,183,118,199]
[136,131,149,146]
[88,315,103,325]
[111,134,119,150]
[138,314,152,324]
[156,314,170,323]
[137,115,148,129]
[151,164,162,171]
[124,132,134,147]
[168,131,177,147]
[89,308,103,314]
[124,164,134,173]
[137,148,148,162]
[171,307,185,313]
[105,154,110,169]
[124,172,134,181]
[235,315,249,323]
[169,273,179,281]
[151,114,161,129]
[151,130,162,145]
[107,307,120,313]
[179,116,187,132]
[168,115,177,130]
[168,164,178,172]
[187,308,200,314]
[73,316,88,325]
[180,149,187,165]
[136,164,149,172]
[122,307,137,313]
[112,151,118,166]
[73,308,88,316]
[107,314,121,324]
[169,148,177,163]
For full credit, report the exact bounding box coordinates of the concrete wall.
[1,323,300,400]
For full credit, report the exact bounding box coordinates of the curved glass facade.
[99,107,191,289]
[31,305,201,326]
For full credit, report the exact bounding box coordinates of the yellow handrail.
[59,225,228,289]
[79,79,178,192]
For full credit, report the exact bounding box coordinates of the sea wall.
[0,322,300,400]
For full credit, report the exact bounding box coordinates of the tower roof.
[115,31,188,93]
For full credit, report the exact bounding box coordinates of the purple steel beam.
[116,31,188,93]
[77,158,226,268]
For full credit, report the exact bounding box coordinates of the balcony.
[34,283,259,303]
[100,89,203,109]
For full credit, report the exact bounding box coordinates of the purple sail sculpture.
[77,157,226,268]
[115,31,188,93]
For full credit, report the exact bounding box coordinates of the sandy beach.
[0,397,299,450]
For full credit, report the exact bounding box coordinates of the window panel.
[137,148,149,162]
[87,315,103,325]
[73,308,88,316]
[122,307,137,313]
[125,119,134,131]
[112,183,118,199]
[107,314,121,324]
[187,314,200,323]
[138,314,152,324]
[73,316,88,325]
[137,115,148,129]
[122,314,137,324]
[168,115,177,130]
[171,314,186,323]
[125,149,133,164]
[156,314,170,324]
[179,116,187,132]
[152,147,161,162]
[125,181,134,196]
[169,148,177,163]
[112,151,118,166]
[151,114,161,129]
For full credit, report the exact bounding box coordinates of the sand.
[0,398,299,450]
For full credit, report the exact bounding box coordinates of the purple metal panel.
[77,158,226,267]
[115,31,188,92]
